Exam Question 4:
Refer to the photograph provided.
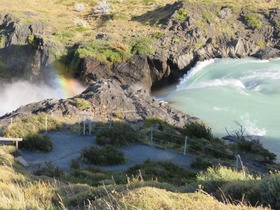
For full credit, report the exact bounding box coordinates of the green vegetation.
[74,98,91,111]
[127,160,196,186]
[2,114,61,151]
[96,122,138,146]
[245,13,263,29]
[234,139,276,163]
[33,161,65,178]
[130,36,155,55]
[174,8,188,21]
[21,134,53,152]
[80,145,125,165]
[184,121,213,139]
[3,114,62,138]
[256,40,266,49]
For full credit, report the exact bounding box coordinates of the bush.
[130,37,155,55]
[236,139,276,163]
[197,166,255,182]
[191,157,212,169]
[34,161,65,178]
[80,145,125,165]
[258,174,280,209]
[245,13,262,29]
[220,180,261,206]
[3,114,62,139]
[188,137,233,159]
[126,160,196,186]
[96,122,138,146]
[184,121,213,140]
[74,98,90,111]
[21,134,53,152]
[174,8,188,21]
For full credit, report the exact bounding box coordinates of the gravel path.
[19,132,195,172]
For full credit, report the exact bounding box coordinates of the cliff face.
[0,14,54,83]
[76,2,280,89]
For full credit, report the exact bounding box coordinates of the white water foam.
[241,114,267,137]
[176,59,215,90]
[187,78,246,90]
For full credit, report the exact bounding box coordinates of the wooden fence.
[0,137,23,149]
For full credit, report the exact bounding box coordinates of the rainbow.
[53,75,86,99]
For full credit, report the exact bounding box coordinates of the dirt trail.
[19,132,195,172]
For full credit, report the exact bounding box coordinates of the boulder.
[255,48,280,60]
[76,57,112,84]
[113,55,153,90]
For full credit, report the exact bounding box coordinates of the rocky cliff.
[0,79,192,128]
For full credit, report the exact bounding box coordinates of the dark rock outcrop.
[0,14,53,82]
[76,57,112,84]
[0,79,191,128]
[255,48,280,60]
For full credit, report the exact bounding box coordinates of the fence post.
[10,118,13,126]
[184,136,188,156]
[78,117,81,135]
[150,126,153,145]
[236,154,246,179]
[89,119,92,135]
[45,116,48,134]
[83,116,86,135]
[236,155,239,171]
[109,112,112,129]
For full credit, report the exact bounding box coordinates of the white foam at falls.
[0,79,85,117]
[177,59,215,90]
[186,78,246,90]
[241,114,267,137]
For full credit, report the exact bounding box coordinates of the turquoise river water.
[162,57,280,159]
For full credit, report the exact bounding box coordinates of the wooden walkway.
[0,137,23,149]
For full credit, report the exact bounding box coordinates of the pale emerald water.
[164,57,280,159]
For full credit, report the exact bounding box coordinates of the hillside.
[0,145,274,209]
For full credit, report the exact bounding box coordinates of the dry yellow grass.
[95,187,270,210]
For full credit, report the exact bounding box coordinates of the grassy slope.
[0,145,270,209]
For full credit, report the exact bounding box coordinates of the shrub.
[74,39,131,63]
[74,98,90,111]
[130,37,155,55]
[245,13,262,29]
[80,145,125,165]
[174,8,188,21]
[197,166,255,182]
[151,32,165,39]
[191,157,212,169]
[21,134,53,152]
[188,137,233,159]
[96,122,138,146]
[236,139,276,163]
[255,40,266,49]
[126,160,196,186]
[184,121,213,140]
[3,114,62,139]
[220,180,261,206]
[33,161,65,178]
[259,174,280,209]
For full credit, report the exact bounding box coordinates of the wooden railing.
[0,137,23,149]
